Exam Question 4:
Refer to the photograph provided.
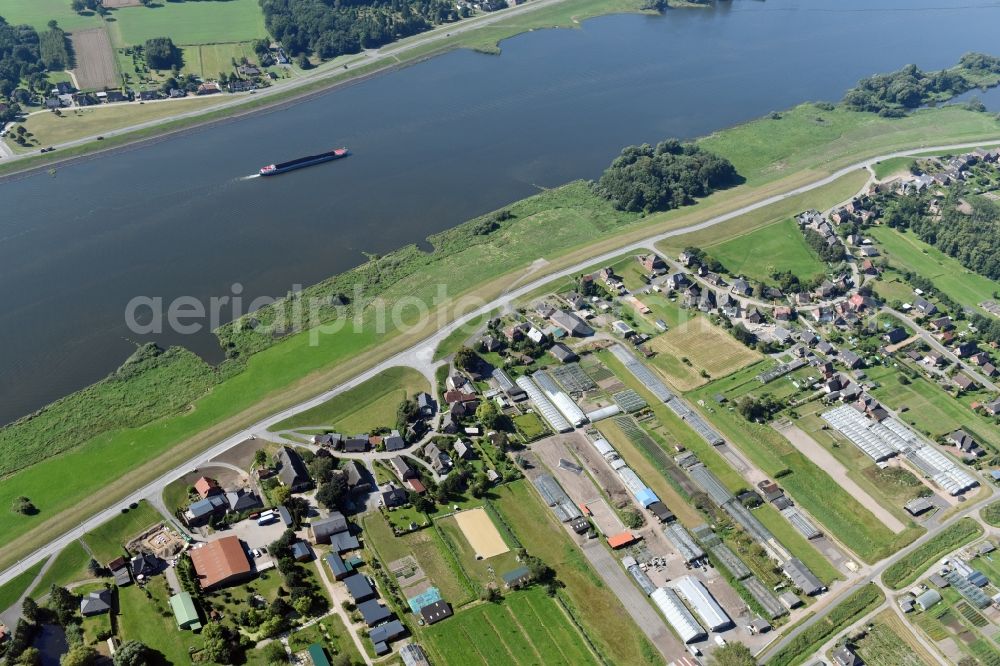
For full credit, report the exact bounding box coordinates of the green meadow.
[107,0,267,47]
[707,217,828,283]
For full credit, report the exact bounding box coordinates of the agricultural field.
[421,586,601,666]
[82,500,161,563]
[106,0,267,47]
[868,226,1000,312]
[647,316,763,390]
[853,611,932,666]
[0,0,103,31]
[866,365,1000,452]
[883,518,983,590]
[69,28,118,90]
[909,582,1000,665]
[489,481,659,664]
[29,540,92,597]
[706,217,828,284]
[270,366,429,432]
[182,42,257,80]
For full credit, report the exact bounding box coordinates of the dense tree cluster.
[39,26,70,71]
[593,140,740,213]
[144,37,179,70]
[841,53,1000,116]
[0,17,43,117]
[802,229,844,262]
[682,246,725,273]
[736,394,784,422]
[259,0,460,60]
[70,0,107,16]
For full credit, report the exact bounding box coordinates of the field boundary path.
[3,139,1000,592]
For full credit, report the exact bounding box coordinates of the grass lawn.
[183,42,256,80]
[16,97,229,148]
[4,104,998,572]
[647,316,763,390]
[107,0,267,46]
[512,412,548,441]
[883,518,983,590]
[866,365,1000,452]
[421,586,600,666]
[82,500,161,564]
[287,616,364,664]
[868,226,1000,312]
[30,540,93,597]
[117,576,201,664]
[0,558,47,611]
[872,157,916,181]
[707,217,827,284]
[162,478,193,514]
[489,481,659,665]
[270,366,429,432]
[363,513,477,608]
[698,104,1000,187]
[0,0,104,31]
[433,311,495,361]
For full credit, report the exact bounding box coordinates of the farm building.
[515,376,572,432]
[189,536,252,590]
[780,506,822,540]
[343,574,375,602]
[276,446,312,492]
[782,558,825,596]
[663,523,705,563]
[325,553,351,581]
[533,474,583,522]
[419,600,453,625]
[623,556,656,596]
[650,587,706,644]
[358,599,393,626]
[311,512,350,544]
[169,592,201,630]
[370,620,406,654]
[308,644,330,666]
[607,531,638,549]
[915,589,941,611]
[532,370,587,426]
[672,576,732,631]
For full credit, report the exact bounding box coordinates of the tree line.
[259,0,461,61]
[841,52,1000,116]
[592,139,741,213]
[0,16,44,121]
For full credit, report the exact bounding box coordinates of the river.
[1,0,999,425]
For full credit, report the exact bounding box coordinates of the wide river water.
[1,0,999,425]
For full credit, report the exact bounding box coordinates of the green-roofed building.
[169,591,201,631]
[307,643,330,666]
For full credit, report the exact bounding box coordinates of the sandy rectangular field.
[648,317,763,390]
[70,28,117,90]
[453,507,508,559]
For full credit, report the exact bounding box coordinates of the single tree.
[709,642,757,666]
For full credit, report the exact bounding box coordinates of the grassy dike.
[1,105,998,573]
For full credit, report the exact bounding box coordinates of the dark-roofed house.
[884,328,907,345]
[840,350,864,370]
[80,589,112,616]
[358,599,392,626]
[416,392,436,417]
[954,373,977,392]
[184,495,228,527]
[389,456,415,481]
[311,512,348,543]
[550,343,578,364]
[343,437,369,453]
[383,433,405,452]
[277,447,312,492]
[291,542,312,562]
[325,553,351,580]
[833,646,861,666]
[344,460,372,493]
[381,487,408,508]
[130,553,161,579]
[108,557,132,587]
[226,489,263,514]
[369,620,405,647]
[550,310,593,337]
[419,600,452,625]
[343,574,375,602]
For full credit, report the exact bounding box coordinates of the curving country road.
[2,138,999,604]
